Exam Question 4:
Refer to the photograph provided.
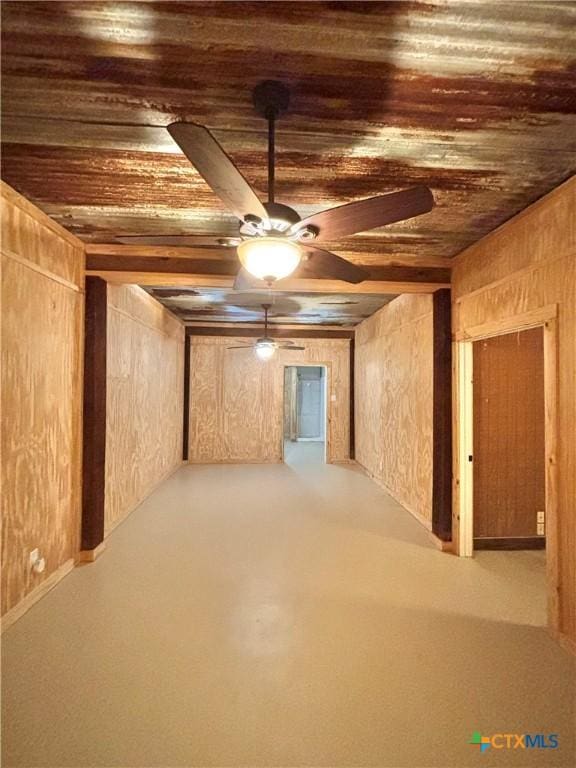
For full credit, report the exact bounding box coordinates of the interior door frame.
[453,304,559,633]
[282,363,330,463]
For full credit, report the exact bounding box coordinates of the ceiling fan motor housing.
[240,203,318,245]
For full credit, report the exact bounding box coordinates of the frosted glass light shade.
[237,237,301,282]
[255,342,276,361]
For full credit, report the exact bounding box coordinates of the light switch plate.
[537,522,545,536]
[537,510,545,523]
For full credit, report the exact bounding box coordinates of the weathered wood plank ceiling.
[1,1,575,324]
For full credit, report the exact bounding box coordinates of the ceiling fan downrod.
[252,80,290,206]
[267,109,275,204]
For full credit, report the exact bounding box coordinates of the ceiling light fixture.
[237,236,302,284]
[254,340,276,361]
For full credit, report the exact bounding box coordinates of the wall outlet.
[537,510,545,523]
[537,522,545,536]
[29,548,46,573]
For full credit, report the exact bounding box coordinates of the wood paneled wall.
[105,285,184,534]
[188,337,350,463]
[452,176,575,651]
[1,182,84,622]
[355,295,434,526]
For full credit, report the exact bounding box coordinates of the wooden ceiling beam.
[85,243,452,270]
[185,326,354,339]
[85,253,450,293]
[86,269,448,294]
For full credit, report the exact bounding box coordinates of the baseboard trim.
[356,461,433,532]
[187,458,283,465]
[1,558,75,634]
[77,541,106,563]
[551,629,576,658]
[428,531,453,552]
[104,461,183,536]
[474,536,546,550]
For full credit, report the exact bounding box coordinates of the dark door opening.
[472,327,545,550]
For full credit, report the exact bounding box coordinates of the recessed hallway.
[2,461,574,768]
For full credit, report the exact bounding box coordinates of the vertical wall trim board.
[349,336,355,460]
[81,277,107,551]
[432,289,453,540]
[183,337,191,460]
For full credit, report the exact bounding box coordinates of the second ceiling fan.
[120,81,434,288]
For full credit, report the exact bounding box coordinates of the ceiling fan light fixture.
[237,237,301,282]
[254,341,276,361]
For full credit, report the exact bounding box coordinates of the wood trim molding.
[455,304,558,341]
[183,337,191,461]
[1,559,75,634]
[453,340,474,557]
[432,289,452,541]
[1,246,82,293]
[81,277,107,551]
[349,336,355,460]
[77,541,107,563]
[474,537,546,550]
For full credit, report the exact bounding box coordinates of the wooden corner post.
[81,277,107,558]
[432,289,453,541]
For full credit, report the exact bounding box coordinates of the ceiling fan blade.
[168,123,268,222]
[227,345,254,350]
[279,345,306,350]
[299,246,369,284]
[233,267,268,291]
[115,235,240,247]
[296,186,434,241]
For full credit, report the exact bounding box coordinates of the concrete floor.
[2,455,575,767]
[284,439,325,464]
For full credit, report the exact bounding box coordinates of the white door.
[298,377,323,438]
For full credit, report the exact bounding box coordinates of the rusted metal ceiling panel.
[1,0,575,326]
[142,287,396,327]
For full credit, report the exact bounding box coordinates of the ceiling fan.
[227,303,305,360]
[119,81,434,288]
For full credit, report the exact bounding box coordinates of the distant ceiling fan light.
[254,341,276,361]
[237,237,301,282]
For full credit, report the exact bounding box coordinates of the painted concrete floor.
[2,455,575,767]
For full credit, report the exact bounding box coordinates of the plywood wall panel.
[188,337,350,464]
[453,178,575,299]
[104,285,184,534]
[452,176,576,650]
[1,181,83,287]
[1,184,84,619]
[355,295,434,526]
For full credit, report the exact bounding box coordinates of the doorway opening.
[455,307,559,634]
[473,327,546,550]
[283,365,327,464]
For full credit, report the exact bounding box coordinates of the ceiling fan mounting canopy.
[252,80,291,119]
[119,79,435,288]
